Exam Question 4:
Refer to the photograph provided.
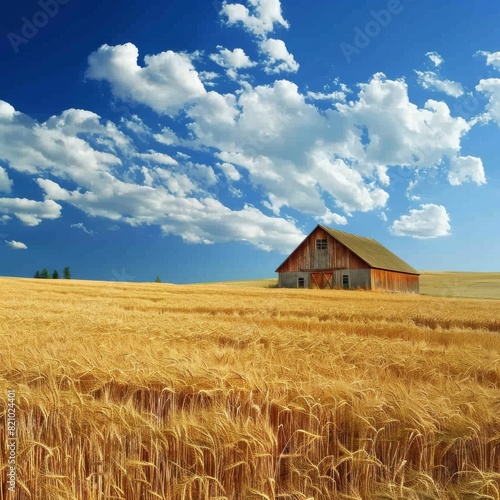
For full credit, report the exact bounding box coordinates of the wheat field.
[1,277,500,499]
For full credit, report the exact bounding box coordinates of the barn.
[275,224,419,293]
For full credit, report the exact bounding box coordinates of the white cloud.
[315,210,348,226]
[221,0,289,37]
[86,43,207,115]
[186,91,240,145]
[0,198,62,226]
[448,156,486,186]
[425,51,444,67]
[262,193,287,215]
[35,175,304,253]
[260,38,299,74]
[391,204,451,239]
[0,57,484,254]
[154,170,197,197]
[71,222,94,235]
[476,50,500,70]
[188,163,218,187]
[217,162,241,181]
[6,240,27,250]
[307,90,347,102]
[136,151,178,166]
[405,179,420,201]
[214,47,255,69]
[141,167,154,187]
[185,73,474,221]
[229,185,243,198]
[199,71,219,87]
[335,73,470,168]
[0,101,17,120]
[210,47,256,79]
[161,201,305,252]
[0,167,13,193]
[476,78,500,123]
[154,127,181,146]
[415,70,464,97]
[122,115,151,137]
[45,108,127,142]
[0,102,123,192]
[310,149,389,213]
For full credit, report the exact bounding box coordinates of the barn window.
[342,274,349,289]
[316,239,327,250]
[297,277,305,288]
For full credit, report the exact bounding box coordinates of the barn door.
[323,272,333,289]
[310,273,323,289]
[311,272,333,289]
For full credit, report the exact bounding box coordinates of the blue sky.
[0,0,499,282]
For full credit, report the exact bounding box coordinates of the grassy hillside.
[1,277,499,499]
[419,271,500,299]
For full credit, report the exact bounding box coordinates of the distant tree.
[34,270,40,279]
[155,276,161,283]
[40,268,50,279]
[52,269,59,279]
[63,266,71,279]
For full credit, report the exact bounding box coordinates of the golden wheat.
[1,277,500,499]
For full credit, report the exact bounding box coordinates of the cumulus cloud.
[0,166,13,193]
[476,50,500,70]
[210,47,256,79]
[220,0,289,37]
[86,43,206,115]
[45,108,131,150]
[136,151,178,166]
[415,70,464,97]
[391,204,451,239]
[0,101,124,190]
[6,240,27,250]
[0,97,304,252]
[217,162,241,181]
[309,148,389,214]
[154,127,181,146]
[425,51,444,67]
[260,38,299,74]
[36,175,304,253]
[0,101,17,120]
[0,198,62,226]
[335,73,470,168]
[307,90,347,102]
[0,54,484,253]
[315,210,348,226]
[184,72,475,222]
[476,78,500,123]
[121,115,152,137]
[448,156,486,186]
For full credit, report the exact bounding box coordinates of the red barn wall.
[277,226,366,272]
[370,269,420,293]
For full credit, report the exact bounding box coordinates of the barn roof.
[276,224,419,275]
[319,225,419,275]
